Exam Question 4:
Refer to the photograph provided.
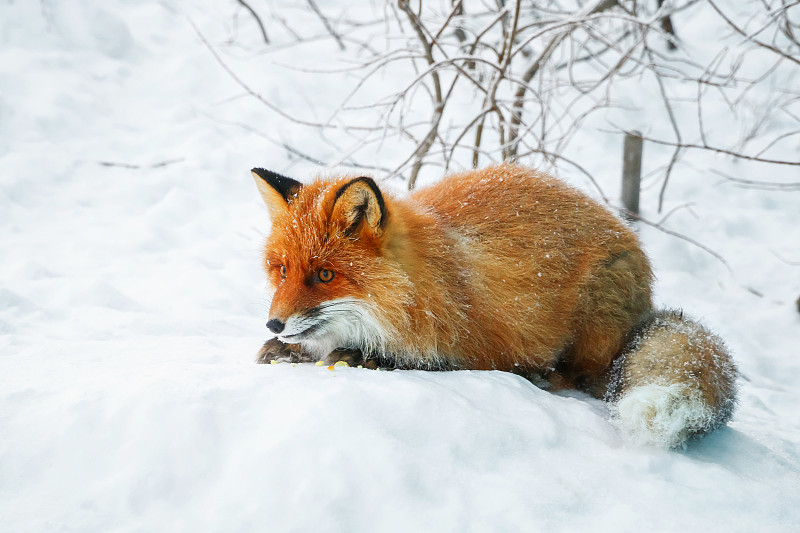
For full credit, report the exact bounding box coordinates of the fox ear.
[251,168,302,215]
[331,177,387,237]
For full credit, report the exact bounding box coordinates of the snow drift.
[1,0,799,531]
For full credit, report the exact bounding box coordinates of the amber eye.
[280,265,287,278]
[318,269,335,283]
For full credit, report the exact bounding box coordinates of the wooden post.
[622,131,643,220]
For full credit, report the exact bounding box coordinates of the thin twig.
[508,0,620,157]
[710,169,800,190]
[629,132,800,167]
[190,19,375,134]
[306,0,346,51]
[627,212,733,274]
[98,158,184,169]
[236,0,269,44]
[645,45,683,213]
[398,0,444,189]
[708,0,800,67]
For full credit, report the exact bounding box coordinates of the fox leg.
[256,338,316,364]
[324,348,383,369]
[556,249,653,396]
[609,310,738,448]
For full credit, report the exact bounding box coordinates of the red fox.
[252,163,737,448]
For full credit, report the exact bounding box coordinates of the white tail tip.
[614,383,716,449]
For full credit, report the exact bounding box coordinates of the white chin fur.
[290,298,393,358]
[613,383,716,449]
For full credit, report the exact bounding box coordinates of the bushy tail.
[608,310,737,449]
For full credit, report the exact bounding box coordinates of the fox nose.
[266,319,285,334]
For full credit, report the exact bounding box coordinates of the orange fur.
[259,164,653,390]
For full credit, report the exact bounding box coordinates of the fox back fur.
[252,163,737,448]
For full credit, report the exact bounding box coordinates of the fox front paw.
[324,348,380,369]
[256,338,315,364]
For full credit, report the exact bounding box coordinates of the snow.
[1,0,799,531]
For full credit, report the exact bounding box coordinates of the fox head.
[252,168,411,358]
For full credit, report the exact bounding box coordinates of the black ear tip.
[251,167,299,184]
[252,167,303,203]
[251,167,274,181]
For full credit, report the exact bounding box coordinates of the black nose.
[266,319,285,334]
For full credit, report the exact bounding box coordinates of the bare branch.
[397,0,444,189]
[190,19,375,133]
[708,0,800,67]
[508,0,620,157]
[627,212,733,274]
[226,0,799,225]
[97,158,184,170]
[236,0,269,44]
[710,169,800,190]
[629,132,800,167]
[306,0,346,51]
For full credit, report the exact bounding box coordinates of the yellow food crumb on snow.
[334,361,349,367]
[270,360,278,365]
[315,360,325,366]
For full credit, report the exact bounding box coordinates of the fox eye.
[280,265,287,278]
[318,269,335,283]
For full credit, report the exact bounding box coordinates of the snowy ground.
[1,1,799,531]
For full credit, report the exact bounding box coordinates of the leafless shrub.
[215,0,799,208]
